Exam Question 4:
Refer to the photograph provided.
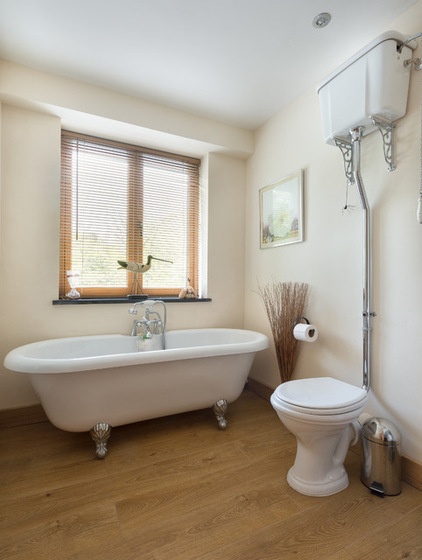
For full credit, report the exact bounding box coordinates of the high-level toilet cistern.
[271,31,415,496]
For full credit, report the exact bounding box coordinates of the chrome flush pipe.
[350,127,374,392]
[397,31,422,53]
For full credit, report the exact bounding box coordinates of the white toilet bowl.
[271,377,367,497]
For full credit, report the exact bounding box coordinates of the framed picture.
[259,170,303,249]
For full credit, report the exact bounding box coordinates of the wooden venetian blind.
[60,131,200,298]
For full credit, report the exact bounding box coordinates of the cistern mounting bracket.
[334,137,354,185]
[400,31,422,70]
[372,118,396,172]
[334,119,397,185]
[404,56,422,70]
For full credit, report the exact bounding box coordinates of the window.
[60,131,201,298]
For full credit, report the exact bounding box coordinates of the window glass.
[60,132,200,298]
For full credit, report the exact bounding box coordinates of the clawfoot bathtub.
[4,328,268,458]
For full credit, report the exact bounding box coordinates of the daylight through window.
[60,131,201,298]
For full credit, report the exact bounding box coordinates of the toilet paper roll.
[293,323,318,342]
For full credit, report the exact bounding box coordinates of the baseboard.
[402,456,422,492]
[0,404,48,429]
[247,377,422,493]
[246,378,274,401]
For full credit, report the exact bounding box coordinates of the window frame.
[59,131,201,299]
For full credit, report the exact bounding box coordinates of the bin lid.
[362,417,401,445]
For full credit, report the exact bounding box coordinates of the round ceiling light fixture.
[312,12,331,29]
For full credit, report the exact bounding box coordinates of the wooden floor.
[0,389,421,560]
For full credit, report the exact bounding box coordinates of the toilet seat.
[272,377,367,416]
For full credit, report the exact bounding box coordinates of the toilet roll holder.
[293,317,317,340]
[294,316,310,327]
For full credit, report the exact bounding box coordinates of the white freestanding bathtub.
[4,328,268,458]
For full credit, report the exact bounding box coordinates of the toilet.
[271,377,367,497]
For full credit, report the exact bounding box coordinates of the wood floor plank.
[326,504,422,560]
[1,501,120,560]
[193,483,422,560]
[116,479,298,559]
[0,441,245,534]
[0,389,420,560]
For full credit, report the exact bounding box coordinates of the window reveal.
[60,132,200,298]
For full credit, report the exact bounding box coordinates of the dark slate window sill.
[52,297,212,305]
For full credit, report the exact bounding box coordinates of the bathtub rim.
[4,328,269,375]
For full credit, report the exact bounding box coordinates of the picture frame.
[259,170,303,249]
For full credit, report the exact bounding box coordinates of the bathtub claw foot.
[212,399,228,430]
[90,422,112,459]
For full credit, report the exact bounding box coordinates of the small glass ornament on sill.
[178,277,196,299]
[66,270,81,299]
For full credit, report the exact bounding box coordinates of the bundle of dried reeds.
[258,281,309,383]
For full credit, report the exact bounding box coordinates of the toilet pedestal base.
[284,422,359,496]
[287,466,349,497]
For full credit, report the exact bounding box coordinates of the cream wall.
[0,88,248,408]
[245,3,422,463]
[1,3,421,466]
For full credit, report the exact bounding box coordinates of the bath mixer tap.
[128,301,144,315]
[131,319,148,336]
[128,300,167,346]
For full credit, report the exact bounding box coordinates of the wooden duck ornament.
[118,255,173,274]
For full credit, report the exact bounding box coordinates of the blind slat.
[60,131,200,298]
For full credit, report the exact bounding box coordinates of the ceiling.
[0,0,419,130]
